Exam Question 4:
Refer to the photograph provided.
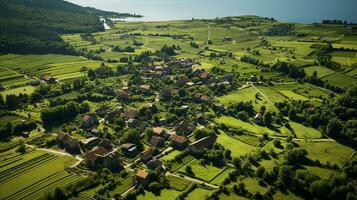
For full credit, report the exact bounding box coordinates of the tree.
[263,112,273,126]
[326,118,344,138]
[53,187,67,200]
[185,165,194,175]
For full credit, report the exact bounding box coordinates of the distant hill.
[0,0,140,54]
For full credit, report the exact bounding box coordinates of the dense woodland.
[0,0,140,54]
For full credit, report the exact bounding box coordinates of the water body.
[67,0,357,23]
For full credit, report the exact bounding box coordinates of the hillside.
[0,0,140,54]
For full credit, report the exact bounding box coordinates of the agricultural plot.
[298,141,355,167]
[136,189,181,200]
[216,116,292,137]
[217,132,258,157]
[1,86,36,97]
[186,187,213,200]
[289,122,322,139]
[304,66,335,78]
[167,175,192,191]
[179,159,226,182]
[322,72,356,87]
[0,149,82,200]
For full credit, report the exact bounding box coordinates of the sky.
[67,0,357,23]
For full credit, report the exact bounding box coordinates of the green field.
[0,149,82,200]
[217,132,258,157]
[179,159,226,182]
[298,141,354,167]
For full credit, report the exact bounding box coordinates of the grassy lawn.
[161,150,181,162]
[1,86,36,97]
[298,141,354,167]
[216,116,290,137]
[304,166,335,179]
[110,175,134,195]
[0,149,82,200]
[186,187,213,200]
[167,175,192,191]
[136,189,181,200]
[289,122,322,139]
[322,72,356,87]
[179,159,226,182]
[210,168,235,185]
[217,132,258,157]
[304,66,335,78]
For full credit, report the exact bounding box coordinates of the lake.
[67,0,357,23]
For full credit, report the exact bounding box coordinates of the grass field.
[136,189,181,200]
[289,122,322,139]
[167,175,192,191]
[179,159,226,182]
[1,85,36,97]
[0,149,82,200]
[186,187,213,200]
[304,66,335,78]
[217,132,258,157]
[322,72,356,87]
[216,116,291,137]
[298,141,354,167]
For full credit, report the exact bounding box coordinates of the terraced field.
[0,149,83,200]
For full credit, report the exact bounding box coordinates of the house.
[40,75,56,84]
[171,135,188,150]
[150,136,165,147]
[179,105,189,113]
[21,131,30,138]
[175,121,191,135]
[223,37,233,42]
[158,118,168,126]
[127,118,140,128]
[136,169,149,186]
[200,72,211,81]
[106,108,123,122]
[147,103,158,114]
[253,112,263,124]
[160,89,172,99]
[153,127,165,136]
[96,106,109,117]
[121,108,138,119]
[196,113,206,125]
[56,132,81,154]
[186,82,195,87]
[188,135,217,154]
[146,159,163,171]
[140,148,155,162]
[200,95,210,103]
[120,143,137,156]
[86,146,122,171]
[90,128,101,136]
[81,114,98,129]
[99,138,113,151]
[212,103,225,113]
[80,137,100,150]
[177,78,191,86]
[117,90,131,102]
[139,84,151,91]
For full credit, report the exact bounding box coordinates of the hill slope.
[0,0,138,54]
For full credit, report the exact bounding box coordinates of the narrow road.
[250,82,273,105]
[120,186,136,197]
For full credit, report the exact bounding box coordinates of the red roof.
[137,170,148,179]
[173,135,187,144]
